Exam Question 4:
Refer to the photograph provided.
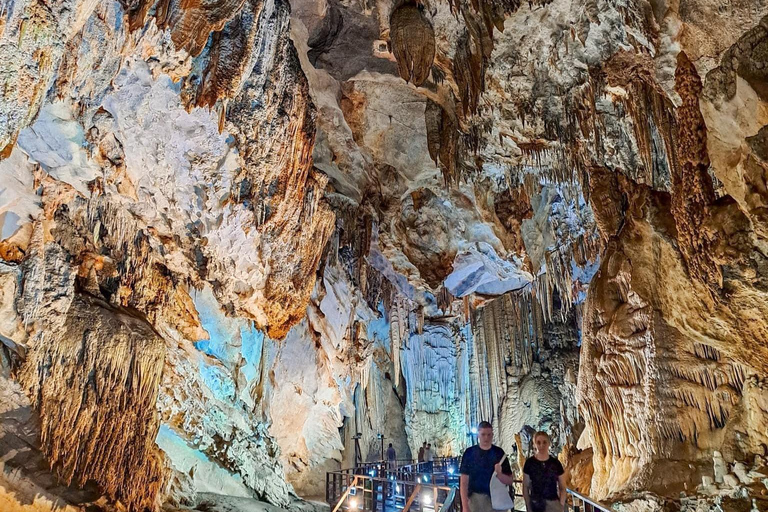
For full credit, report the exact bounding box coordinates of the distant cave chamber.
[1,0,768,511]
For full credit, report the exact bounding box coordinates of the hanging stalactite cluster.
[19,295,167,512]
[425,98,461,186]
[390,2,436,87]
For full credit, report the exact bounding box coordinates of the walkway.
[325,459,610,512]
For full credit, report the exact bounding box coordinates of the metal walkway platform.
[325,459,610,512]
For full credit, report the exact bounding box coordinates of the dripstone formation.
[0,0,767,510]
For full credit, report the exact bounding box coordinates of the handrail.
[326,465,608,512]
[566,489,611,512]
[331,475,360,512]
[401,483,422,512]
[439,488,456,512]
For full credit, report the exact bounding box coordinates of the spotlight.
[369,470,376,477]
[396,485,401,493]
[423,475,429,482]
[350,499,358,509]
[448,467,454,475]
[423,494,432,506]
[470,427,478,434]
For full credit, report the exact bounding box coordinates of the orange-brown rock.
[19,294,166,512]
[389,3,436,87]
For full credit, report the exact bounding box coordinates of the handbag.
[489,473,515,510]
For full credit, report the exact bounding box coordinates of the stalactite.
[19,294,166,512]
[417,306,424,334]
[389,296,410,388]
[425,98,461,186]
[436,286,454,313]
[671,51,722,288]
[187,0,263,110]
[471,310,491,423]
[453,31,487,118]
[154,0,250,57]
[484,298,502,428]
[389,2,436,87]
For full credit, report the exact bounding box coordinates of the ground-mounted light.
[422,494,432,506]
[470,427,478,434]
[447,467,454,475]
[396,485,401,493]
[350,498,359,509]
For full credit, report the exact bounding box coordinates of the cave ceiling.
[1,0,768,509]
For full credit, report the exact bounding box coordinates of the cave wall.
[0,0,767,508]
[574,11,768,501]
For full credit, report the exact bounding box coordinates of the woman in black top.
[522,431,566,512]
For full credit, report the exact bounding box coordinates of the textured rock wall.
[578,173,768,498]
[20,294,166,512]
[1,0,768,508]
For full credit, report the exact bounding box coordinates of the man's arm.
[558,474,567,506]
[460,474,470,512]
[522,474,531,512]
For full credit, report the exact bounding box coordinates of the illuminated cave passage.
[1,0,768,511]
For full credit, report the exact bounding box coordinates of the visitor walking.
[425,443,434,472]
[387,443,397,470]
[522,431,566,512]
[459,421,513,512]
[418,441,427,462]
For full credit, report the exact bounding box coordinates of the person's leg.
[544,500,563,512]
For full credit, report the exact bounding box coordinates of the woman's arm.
[494,471,516,486]
[522,474,532,512]
[558,474,567,506]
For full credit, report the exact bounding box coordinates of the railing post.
[372,476,378,512]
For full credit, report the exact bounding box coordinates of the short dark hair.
[478,421,493,430]
[389,443,393,447]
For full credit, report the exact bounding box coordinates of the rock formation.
[0,0,767,510]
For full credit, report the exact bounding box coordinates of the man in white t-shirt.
[425,443,434,472]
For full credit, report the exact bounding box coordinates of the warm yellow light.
[350,498,358,509]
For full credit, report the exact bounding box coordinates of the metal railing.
[327,473,457,512]
[566,489,611,512]
[327,462,609,512]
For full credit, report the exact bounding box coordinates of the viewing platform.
[325,459,609,512]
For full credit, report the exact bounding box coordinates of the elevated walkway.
[325,459,609,512]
